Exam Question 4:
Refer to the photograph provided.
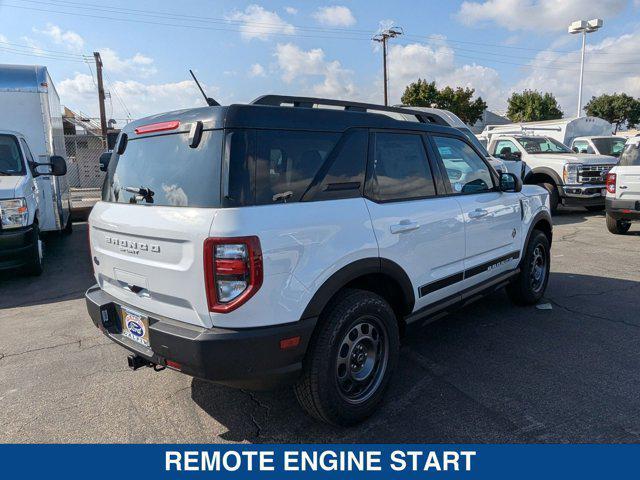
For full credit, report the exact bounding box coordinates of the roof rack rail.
[250,95,438,124]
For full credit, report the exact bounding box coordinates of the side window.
[223,129,255,207]
[302,129,367,202]
[20,139,34,163]
[255,130,340,204]
[433,136,494,194]
[494,139,519,158]
[366,132,436,202]
[573,141,592,154]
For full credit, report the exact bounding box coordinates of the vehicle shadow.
[551,207,602,226]
[190,272,640,443]
[0,222,93,309]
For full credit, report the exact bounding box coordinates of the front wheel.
[294,289,400,426]
[24,223,44,276]
[507,230,550,305]
[540,183,559,214]
[606,213,631,234]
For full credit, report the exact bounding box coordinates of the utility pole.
[568,19,603,117]
[372,27,403,106]
[93,51,108,145]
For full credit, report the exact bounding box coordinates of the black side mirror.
[499,172,522,192]
[572,146,579,153]
[33,155,67,177]
[507,151,522,161]
[99,151,112,172]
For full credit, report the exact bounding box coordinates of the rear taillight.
[606,173,616,194]
[204,236,263,313]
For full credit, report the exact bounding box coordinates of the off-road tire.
[540,183,559,214]
[606,213,631,235]
[294,289,400,426]
[507,230,550,305]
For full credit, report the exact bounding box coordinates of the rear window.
[619,142,640,167]
[0,135,25,176]
[592,137,626,157]
[102,130,223,207]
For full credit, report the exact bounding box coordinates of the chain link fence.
[65,134,105,212]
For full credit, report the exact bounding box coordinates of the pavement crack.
[240,389,271,439]
[0,340,80,362]
[548,298,640,329]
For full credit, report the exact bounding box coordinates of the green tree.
[400,79,487,125]
[585,93,640,133]
[506,90,563,122]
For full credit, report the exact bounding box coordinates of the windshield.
[517,136,572,154]
[592,137,626,157]
[102,130,223,207]
[0,134,25,176]
[457,127,490,157]
[618,142,640,167]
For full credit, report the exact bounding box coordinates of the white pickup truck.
[488,134,618,212]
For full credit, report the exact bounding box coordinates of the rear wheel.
[540,183,559,214]
[606,213,631,234]
[507,230,550,305]
[294,289,399,426]
[24,223,44,276]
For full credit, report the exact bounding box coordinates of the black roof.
[123,95,463,139]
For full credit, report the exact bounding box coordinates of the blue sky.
[0,0,639,125]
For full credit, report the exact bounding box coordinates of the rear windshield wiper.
[124,186,155,203]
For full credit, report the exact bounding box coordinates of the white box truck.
[0,64,71,275]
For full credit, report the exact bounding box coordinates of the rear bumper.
[606,197,640,221]
[560,184,606,206]
[85,285,316,390]
[0,226,36,270]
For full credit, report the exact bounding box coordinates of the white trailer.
[0,64,71,274]
[481,116,614,147]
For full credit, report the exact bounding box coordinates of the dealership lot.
[1,211,639,443]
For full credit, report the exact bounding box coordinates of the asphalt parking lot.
[1,211,639,443]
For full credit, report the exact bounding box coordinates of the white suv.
[86,96,552,425]
[605,136,640,234]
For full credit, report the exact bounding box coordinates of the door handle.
[390,220,420,234]
[619,185,628,189]
[468,208,489,219]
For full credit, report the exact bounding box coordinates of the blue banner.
[0,444,636,478]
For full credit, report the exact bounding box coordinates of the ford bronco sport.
[86,95,552,425]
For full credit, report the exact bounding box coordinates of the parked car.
[0,65,71,274]
[488,134,617,213]
[571,136,626,158]
[396,106,521,177]
[85,95,552,426]
[605,136,640,234]
[482,116,614,147]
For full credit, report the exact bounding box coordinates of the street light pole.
[372,27,403,106]
[568,19,603,117]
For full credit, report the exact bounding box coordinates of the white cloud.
[274,43,355,98]
[57,73,220,120]
[386,42,506,110]
[249,63,266,77]
[456,0,628,31]
[226,4,295,41]
[514,30,640,115]
[98,48,157,77]
[284,6,298,15]
[312,6,356,27]
[33,23,84,52]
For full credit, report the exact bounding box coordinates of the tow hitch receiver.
[126,354,165,372]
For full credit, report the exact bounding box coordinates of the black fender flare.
[524,167,563,188]
[524,210,553,251]
[300,257,415,320]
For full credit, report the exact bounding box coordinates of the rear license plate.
[120,307,150,347]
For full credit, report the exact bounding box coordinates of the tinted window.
[592,137,626,157]
[223,130,255,207]
[302,129,367,201]
[619,142,640,167]
[494,139,519,157]
[0,135,25,176]
[102,130,223,207]
[367,132,436,201]
[433,136,494,194]
[255,130,339,204]
[458,127,490,157]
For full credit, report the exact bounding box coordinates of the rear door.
[89,127,224,328]
[430,134,522,288]
[364,131,466,311]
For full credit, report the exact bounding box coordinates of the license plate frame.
[120,307,150,347]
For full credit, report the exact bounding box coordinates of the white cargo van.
[0,64,71,274]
